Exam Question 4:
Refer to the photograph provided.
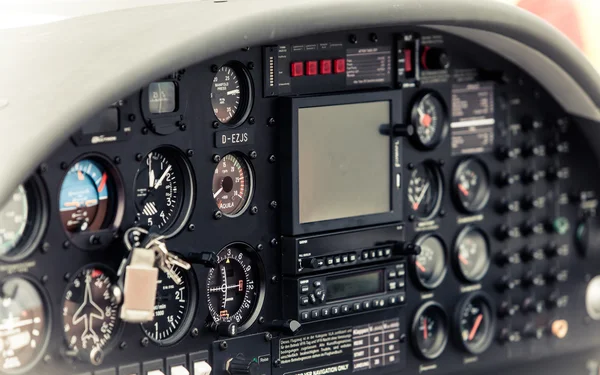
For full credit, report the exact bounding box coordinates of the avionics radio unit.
[283,262,406,323]
[282,223,405,275]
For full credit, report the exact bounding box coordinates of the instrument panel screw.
[128,114,136,122]
[264,332,273,342]
[187,149,194,157]
[41,275,48,285]
[408,215,415,222]
[212,121,220,129]
[219,341,228,351]
[271,275,279,284]
[407,163,415,170]
[38,163,48,174]
[399,333,406,343]
[191,328,199,337]
[249,150,258,159]
[273,359,281,368]
[60,162,68,170]
[62,241,70,249]
[213,211,223,220]
[140,337,149,347]
[267,117,276,126]
[250,206,259,215]
[141,127,149,135]
[41,242,50,254]
[270,201,278,209]
[44,355,51,363]
[247,62,255,70]
[438,159,445,166]
[242,46,250,52]
[349,34,358,44]
[179,122,187,131]
[439,209,446,217]
[248,116,256,125]
[119,341,127,350]
[114,156,121,164]
[370,33,378,42]
[213,154,221,163]
[64,273,71,281]
[135,153,143,162]
[258,316,265,324]
[188,223,196,232]
[256,244,264,251]
[268,155,276,163]
[211,64,219,73]
[270,238,279,247]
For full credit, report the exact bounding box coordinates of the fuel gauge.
[455,292,495,354]
[452,158,491,213]
[412,301,448,360]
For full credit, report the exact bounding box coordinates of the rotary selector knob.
[421,47,450,70]
[226,354,259,375]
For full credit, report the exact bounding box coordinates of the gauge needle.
[213,187,224,198]
[459,254,469,265]
[148,154,154,188]
[415,261,426,273]
[413,182,430,210]
[469,314,483,341]
[458,183,469,196]
[423,317,428,339]
[153,165,172,189]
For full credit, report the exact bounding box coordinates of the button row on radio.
[326,252,357,266]
[300,293,406,321]
[361,248,392,261]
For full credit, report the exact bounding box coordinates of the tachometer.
[407,161,443,220]
[141,264,197,346]
[452,158,491,213]
[62,266,121,365]
[410,92,448,149]
[206,243,265,334]
[212,153,254,217]
[134,146,195,237]
[210,62,253,126]
[0,276,50,373]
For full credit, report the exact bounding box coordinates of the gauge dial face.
[414,235,447,289]
[212,154,254,217]
[453,158,490,213]
[410,92,447,149]
[134,147,194,237]
[210,63,253,125]
[0,185,28,257]
[407,162,443,219]
[455,227,490,282]
[206,244,264,332]
[457,293,495,354]
[62,267,120,362]
[412,301,448,360]
[141,265,196,346]
[0,277,49,373]
[59,159,112,233]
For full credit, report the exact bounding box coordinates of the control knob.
[495,145,521,161]
[496,198,520,214]
[547,290,569,309]
[421,47,450,70]
[521,116,543,132]
[522,270,545,287]
[520,246,545,262]
[495,249,521,267]
[498,301,519,318]
[496,275,519,292]
[546,268,568,284]
[226,354,259,375]
[496,172,516,188]
[522,297,544,314]
[300,258,322,269]
[522,169,544,185]
[496,224,521,241]
[523,323,545,340]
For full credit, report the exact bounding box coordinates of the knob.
[496,224,521,241]
[520,246,545,262]
[402,243,422,256]
[269,319,302,336]
[545,243,569,258]
[546,268,568,284]
[546,166,558,182]
[548,141,570,155]
[521,221,545,236]
[498,301,519,318]
[547,291,569,309]
[217,322,239,337]
[495,146,521,161]
[495,249,521,267]
[496,198,520,214]
[523,323,545,339]
[521,195,546,211]
[521,116,543,132]
[421,47,450,70]
[521,169,543,185]
[496,275,518,292]
[389,124,415,137]
[550,319,569,339]
[522,270,545,287]
[549,217,570,235]
[226,354,259,375]
[496,172,516,188]
[300,258,321,269]
[522,297,544,314]
[498,327,521,344]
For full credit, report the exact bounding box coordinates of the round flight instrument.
[0,276,49,374]
[62,266,121,365]
[206,243,265,333]
[134,147,195,237]
[210,62,254,126]
[0,178,47,262]
[412,301,449,360]
[454,227,491,282]
[413,234,447,290]
[59,158,118,233]
[141,264,197,346]
[212,153,254,217]
[455,293,495,354]
[407,162,443,220]
[410,92,448,149]
[452,158,491,213]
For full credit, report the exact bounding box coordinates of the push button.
[301,311,310,321]
[334,58,346,74]
[362,251,369,260]
[342,254,349,263]
[321,308,330,317]
[326,257,334,266]
[363,300,371,310]
[388,296,398,305]
[306,61,318,76]
[334,256,341,264]
[300,296,309,306]
[311,310,320,319]
[331,306,340,316]
[388,270,397,279]
[376,249,384,258]
[300,285,309,294]
[349,253,357,262]
[341,305,350,314]
[388,281,397,291]
[291,62,304,77]
[320,60,332,75]
[369,250,376,259]
[309,294,317,304]
[313,280,322,288]
[353,302,362,311]
[384,248,392,257]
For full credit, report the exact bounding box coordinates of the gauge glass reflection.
[0,186,28,257]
